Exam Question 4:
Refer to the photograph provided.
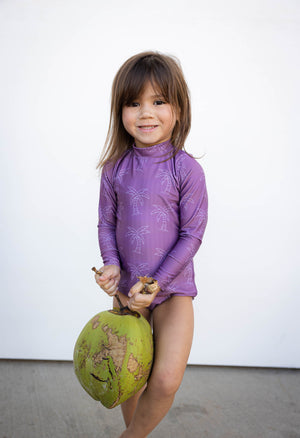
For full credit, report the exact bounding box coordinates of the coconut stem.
[115,293,125,310]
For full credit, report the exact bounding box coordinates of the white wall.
[0,0,299,367]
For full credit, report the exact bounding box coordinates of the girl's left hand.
[128,280,159,311]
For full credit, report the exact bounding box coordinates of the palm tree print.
[115,168,128,184]
[161,275,177,292]
[100,206,113,222]
[156,169,173,192]
[127,186,150,215]
[195,207,207,220]
[99,229,116,247]
[126,226,150,254]
[185,243,196,260]
[128,263,150,280]
[176,154,188,179]
[181,192,195,210]
[154,248,168,260]
[151,205,170,231]
[183,264,193,284]
[194,205,208,233]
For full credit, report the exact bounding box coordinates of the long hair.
[97,51,191,168]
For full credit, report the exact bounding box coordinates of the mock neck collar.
[132,140,174,158]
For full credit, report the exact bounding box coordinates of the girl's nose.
[139,104,154,118]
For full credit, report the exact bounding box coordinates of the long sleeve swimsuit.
[98,140,208,310]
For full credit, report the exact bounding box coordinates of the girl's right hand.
[94,265,121,297]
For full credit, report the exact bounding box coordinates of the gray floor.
[0,360,299,438]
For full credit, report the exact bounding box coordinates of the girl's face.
[122,82,177,148]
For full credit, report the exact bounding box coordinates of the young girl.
[94,51,208,438]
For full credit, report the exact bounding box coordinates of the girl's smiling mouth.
[138,125,158,132]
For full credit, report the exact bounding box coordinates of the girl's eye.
[154,100,165,105]
[125,102,139,107]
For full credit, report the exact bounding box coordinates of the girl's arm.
[152,157,208,290]
[95,163,121,297]
[97,164,120,268]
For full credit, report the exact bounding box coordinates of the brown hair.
[97,51,191,168]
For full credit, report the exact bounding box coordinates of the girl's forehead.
[139,81,163,97]
[137,80,164,98]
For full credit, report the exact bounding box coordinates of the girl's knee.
[149,367,184,399]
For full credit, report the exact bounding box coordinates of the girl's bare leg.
[119,296,194,438]
[113,293,151,428]
[120,385,147,428]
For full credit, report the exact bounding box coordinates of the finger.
[129,296,145,310]
[96,277,113,288]
[95,278,109,289]
[100,283,117,296]
[128,300,139,311]
[107,289,118,297]
[132,292,154,308]
[104,278,116,288]
[128,281,144,297]
[105,282,118,294]
[95,274,109,285]
[129,301,146,311]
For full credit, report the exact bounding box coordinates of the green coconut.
[73,305,153,409]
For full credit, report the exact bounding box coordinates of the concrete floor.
[0,360,299,438]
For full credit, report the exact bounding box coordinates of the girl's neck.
[132,140,174,158]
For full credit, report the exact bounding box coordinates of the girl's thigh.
[149,296,194,393]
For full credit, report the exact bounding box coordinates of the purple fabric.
[98,140,208,308]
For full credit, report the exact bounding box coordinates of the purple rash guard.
[98,140,208,310]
